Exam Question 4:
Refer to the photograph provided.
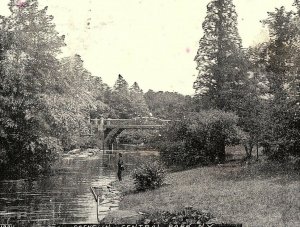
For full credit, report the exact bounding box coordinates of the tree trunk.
[217,136,226,164]
[244,142,253,159]
[244,144,249,157]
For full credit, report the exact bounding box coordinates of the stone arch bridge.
[82,117,172,150]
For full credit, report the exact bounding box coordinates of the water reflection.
[0,151,155,226]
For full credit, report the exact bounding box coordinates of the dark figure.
[117,153,124,181]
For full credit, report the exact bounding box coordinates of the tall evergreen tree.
[129,82,149,117]
[194,0,247,111]
[109,75,133,118]
[113,74,129,94]
[194,0,249,162]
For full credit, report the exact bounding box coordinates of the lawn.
[114,147,300,227]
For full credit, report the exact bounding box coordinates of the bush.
[132,161,165,191]
[260,98,300,161]
[1,136,62,179]
[137,208,214,225]
[158,110,246,167]
[159,141,210,167]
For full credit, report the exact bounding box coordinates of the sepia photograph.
[0,0,299,226]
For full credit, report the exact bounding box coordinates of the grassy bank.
[113,148,300,227]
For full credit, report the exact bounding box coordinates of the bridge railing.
[81,117,176,136]
[104,117,172,126]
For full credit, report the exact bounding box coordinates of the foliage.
[132,161,165,191]
[258,6,300,160]
[237,46,270,157]
[262,7,296,99]
[0,0,65,178]
[55,55,100,150]
[1,0,299,180]
[0,136,62,179]
[129,82,149,117]
[193,1,300,163]
[144,90,192,119]
[137,209,214,225]
[109,74,135,118]
[159,110,246,167]
[118,129,158,148]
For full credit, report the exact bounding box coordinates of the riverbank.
[110,156,300,226]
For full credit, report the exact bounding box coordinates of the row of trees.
[2,0,298,177]
[0,0,190,178]
[159,0,299,167]
[192,0,299,162]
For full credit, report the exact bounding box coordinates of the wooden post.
[95,119,99,132]
[88,115,92,135]
[100,117,105,154]
[256,142,259,161]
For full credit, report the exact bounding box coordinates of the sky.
[0,0,296,95]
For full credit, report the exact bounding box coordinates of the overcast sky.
[0,0,295,95]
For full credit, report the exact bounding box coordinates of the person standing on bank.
[117,153,124,181]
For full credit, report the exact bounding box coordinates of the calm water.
[0,151,155,226]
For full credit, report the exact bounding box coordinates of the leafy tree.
[259,6,300,160]
[159,110,245,166]
[262,7,296,100]
[0,0,65,177]
[89,76,112,119]
[144,90,191,119]
[50,55,97,149]
[237,45,270,158]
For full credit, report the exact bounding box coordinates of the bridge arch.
[88,117,172,150]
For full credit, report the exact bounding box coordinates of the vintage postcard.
[0,0,299,226]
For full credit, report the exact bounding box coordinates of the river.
[0,151,156,226]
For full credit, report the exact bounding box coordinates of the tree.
[194,0,248,162]
[194,0,248,111]
[239,45,269,158]
[113,74,129,93]
[159,110,244,166]
[109,74,134,118]
[144,90,191,119]
[0,0,65,177]
[89,76,112,119]
[129,82,149,117]
[260,6,300,160]
[262,7,296,100]
[51,55,97,150]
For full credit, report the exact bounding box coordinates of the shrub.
[260,98,300,161]
[158,110,246,167]
[137,208,215,225]
[159,141,210,167]
[2,136,62,179]
[132,161,165,191]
